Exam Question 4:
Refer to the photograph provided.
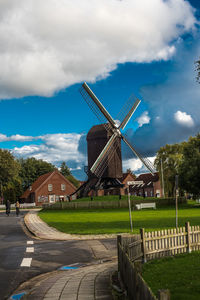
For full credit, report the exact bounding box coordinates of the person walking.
[5,200,11,216]
[15,200,20,216]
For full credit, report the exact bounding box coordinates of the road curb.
[24,211,130,241]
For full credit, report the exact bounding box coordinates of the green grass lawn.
[73,195,147,202]
[38,205,200,235]
[142,252,200,300]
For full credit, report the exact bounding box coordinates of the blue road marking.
[59,266,78,270]
[11,292,26,299]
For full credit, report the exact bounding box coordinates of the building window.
[61,184,66,191]
[38,196,48,203]
[48,184,53,192]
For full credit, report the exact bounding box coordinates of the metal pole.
[175,175,178,228]
[160,158,165,197]
[128,185,133,232]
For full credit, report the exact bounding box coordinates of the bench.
[135,202,156,210]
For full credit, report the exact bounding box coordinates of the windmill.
[78,82,155,197]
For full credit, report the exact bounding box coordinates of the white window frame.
[61,184,66,191]
[48,184,53,192]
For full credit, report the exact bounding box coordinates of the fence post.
[140,228,147,263]
[185,222,191,253]
[117,235,122,271]
[158,289,170,300]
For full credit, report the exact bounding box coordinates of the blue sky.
[0,0,199,180]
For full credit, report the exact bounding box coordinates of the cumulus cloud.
[137,111,151,127]
[174,110,194,127]
[123,37,200,157]
[0,133,35,142]
[12,133,86,166]
[123,156,156,174]
[0,0,196,99]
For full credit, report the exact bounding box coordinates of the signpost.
[126,181,137,232]
[126,180,144,232]
[175,175,179,228]
[128,181,144,185]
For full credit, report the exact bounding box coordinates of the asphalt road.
[0,210,117,300]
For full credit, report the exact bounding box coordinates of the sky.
[0,0,199,180]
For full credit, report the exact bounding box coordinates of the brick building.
[20,170,76,206]
[85,172,136,197]
[130,172,163,198]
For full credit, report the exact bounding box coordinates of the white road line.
[27,241,34,245]
[26,247,34,253]
[20,258,32,267]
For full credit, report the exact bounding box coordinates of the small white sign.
[127,181,144,185]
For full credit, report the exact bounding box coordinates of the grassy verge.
[142,252,200,300]
[38,205,200,235]
[73,195,146,202]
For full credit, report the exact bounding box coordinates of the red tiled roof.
[120,173,136,183]
[135,172,159,183]
[20,170,77,199]
[20,171,54,199]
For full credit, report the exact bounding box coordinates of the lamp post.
[127,183,133,232]
[160,158,165,197]
[175,175,179,228]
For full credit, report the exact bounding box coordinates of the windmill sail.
[119,98,141,130]
[80,82,116,129]
[80,82,156,178]
[122,135,155,174]
[90,132,118,176]
[91,134,121,178]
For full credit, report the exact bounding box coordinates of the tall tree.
[0,149,21,202]
[19,157,55,190]
[178,134,200,198]
[60,161,80,188]
[60,161,71,177]
[154,143,184,197]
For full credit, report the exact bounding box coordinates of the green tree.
[66,174,80,188]
[178,134,200,198]
[0,149,21,202]
[60,161,71,177]
[154,143,184,197]
[60,161,79,188]
[19,157,55,190]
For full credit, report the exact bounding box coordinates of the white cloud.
[174,110,194,127]
[0,0,196,99]
[12,133,86,165]
[123,156,155,173]
[137,111,150,127]
[0,133,35,142]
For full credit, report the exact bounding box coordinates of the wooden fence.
[42,197,186,210]
[126,222,198,262]
[118,222,200,299]
[118,235,157,300]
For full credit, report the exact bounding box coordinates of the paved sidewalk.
[24,211,118,240]
[17,261,117,300]
[16,211,119,300]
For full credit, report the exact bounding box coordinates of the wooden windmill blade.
[121,135,155,174]
[80,82,117,129]
[91,134,121,178]
[90,132,118,177]
[119,97,141,130]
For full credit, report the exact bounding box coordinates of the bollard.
[158,289,170,300]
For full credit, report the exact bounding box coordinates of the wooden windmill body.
[77,82,155,197]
